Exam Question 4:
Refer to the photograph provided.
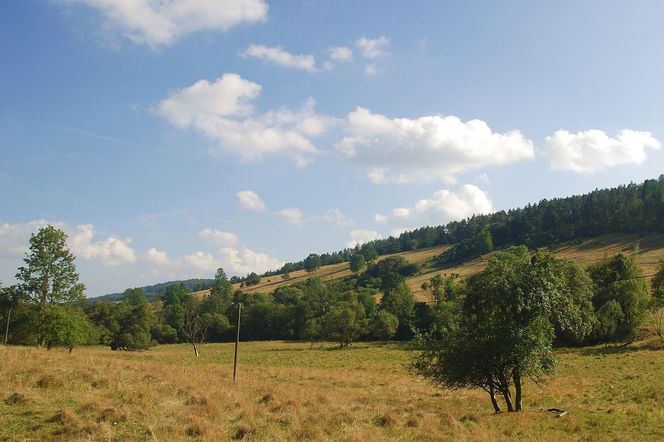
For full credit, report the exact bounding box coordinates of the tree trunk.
[4,307,11,344]
[192,342,200,357]
[502,387,514,412]
[513,369,523,412]
[489,384,501,413]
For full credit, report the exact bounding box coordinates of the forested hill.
[100,176,664,297]
[261,175,664,279]
[92,278,214,301]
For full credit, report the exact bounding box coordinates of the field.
[3,338,664,441]
[217,233,664,302]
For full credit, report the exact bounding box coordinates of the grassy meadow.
[2,338,664,441]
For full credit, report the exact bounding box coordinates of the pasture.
[2,339,664,441]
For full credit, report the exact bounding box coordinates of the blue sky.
[2,0,664,296]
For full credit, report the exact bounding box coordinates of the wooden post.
[4,308,10,345]
[233,303,241,383]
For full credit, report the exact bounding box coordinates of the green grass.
[2,339,664,441]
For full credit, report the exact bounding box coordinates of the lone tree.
[412,247,594,412]
[180,296,208,357]
[15,225,85,346]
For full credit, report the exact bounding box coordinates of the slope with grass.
[222,233,664,302]
[2,338,664,441]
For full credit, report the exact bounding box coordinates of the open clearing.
[224,233,664,302]
[2,339,664,441]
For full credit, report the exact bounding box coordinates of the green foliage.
[15,226,85,307]
[372,310,399,341]
[110,288,156,351]
[303,254,322,274]
[42,305,92,350]
[360,243,378,263]
[651,260,664,307]
[350,253,367,274]
[322,300,367,347]
[300,318,321,348]
[588,253,650,341]
[245,272,262,286]
[413,247,595,412]
[13,226,85,347]
[201,313,230,341]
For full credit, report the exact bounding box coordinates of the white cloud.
[69,224,137,267]
[0,219,56,257]
[318,208,354,227]
[277,208,305,225]
[156,73,261,126]
[544,129,661,173]
[198,228,239,246]
[0,220,138,267]
[364,64,378,76]
[155,74,335,165]
[240,44,317,72]
[183,251,219,273]
[188,228,284,276]
[145,248,170,266]
[217,247,283,275]
[346,229,382,248]
[65,0,268,47]
[356,36,390,59]
[375,185,493,228]
[237,190,267,212]
[329,46,353,62]
[337,107,535,183]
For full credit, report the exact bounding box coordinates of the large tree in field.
[15,226,85,346]
[412,247,595,412]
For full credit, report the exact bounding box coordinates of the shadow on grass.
[580,343,638,356]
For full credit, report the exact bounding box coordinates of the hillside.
[220,233,664,302]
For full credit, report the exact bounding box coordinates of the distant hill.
[96,176,664,303]
[89,278,214,302]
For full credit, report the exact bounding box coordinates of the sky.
[2,0,664,296]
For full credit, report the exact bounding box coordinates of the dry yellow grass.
[2,339,664,441]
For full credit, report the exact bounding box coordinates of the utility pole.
[233,302,241,382]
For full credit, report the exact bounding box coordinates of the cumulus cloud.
[346,229,382,248]
[329,46,353,62]
[337,107,535,183]
[277,208,305,225]
[156,73,261,126]
[69,224,137,267]
[544,129,661,173]
[65,0,268,47]
[0,219,57,257]
[183,251,219,273]
[240,44,317,72]
[237,190,267,211]
[198,228,239,245]
[355,36,390,59]
[317,208,354,227]
[375,185,493,228]
[145,248,170,266]
[0,220,136,267]
[155,74,335,165]
[189,227,283,275]
[217,247,283,275]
